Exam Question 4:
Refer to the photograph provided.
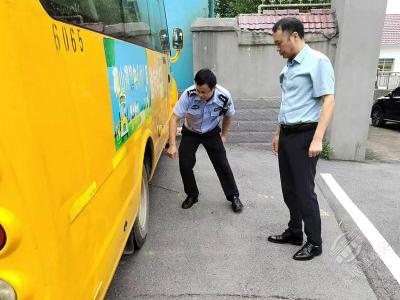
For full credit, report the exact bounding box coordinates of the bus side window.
[121,0,152,49]
[95,0,126,38]
[146,0,169,52]
[39,0,169,54]
[39,0,101,26]
[122,0,169,53]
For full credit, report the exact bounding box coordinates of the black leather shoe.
[293,242,322,261]
[181,196,198,209]
[267,229,303,246]
[230,196,243,213]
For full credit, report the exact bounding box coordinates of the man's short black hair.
[194,68,217,89]
[272,17,305,39]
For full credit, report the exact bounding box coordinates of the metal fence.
[376,72,400,90]
[258,0,331,12]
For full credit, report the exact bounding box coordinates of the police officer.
[268,18,335,260]
[167,69,243,213]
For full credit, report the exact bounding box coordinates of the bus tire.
[133,164,150,249]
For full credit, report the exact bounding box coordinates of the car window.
[392,88,400,97]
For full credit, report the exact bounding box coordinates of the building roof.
[382,14,400,46]
[238,9,337,37]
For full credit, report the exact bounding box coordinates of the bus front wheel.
[124,164,149,254]
[133,165,150,249]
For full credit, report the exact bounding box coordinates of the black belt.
[280,122,318,134]
[182,124,221,137]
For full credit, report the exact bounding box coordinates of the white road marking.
[320,209,330,217]
[321,173,400,285]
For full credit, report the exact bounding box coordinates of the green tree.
[215,0,331,17]
[215,0,232,17]
[215,0,261,17]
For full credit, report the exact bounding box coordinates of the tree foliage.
[215,0,331,17]
[215,0,261,17]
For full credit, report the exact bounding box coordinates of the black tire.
[371,107,385,127]
[133,164,150,249]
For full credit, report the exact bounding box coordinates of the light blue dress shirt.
[173,84,235,133]
[278,45,335,125]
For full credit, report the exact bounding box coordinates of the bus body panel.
[0,1,178,299]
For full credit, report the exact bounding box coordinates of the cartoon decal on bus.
[118,94,129,141]
[104,38,152,150]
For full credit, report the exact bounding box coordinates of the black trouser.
[178,125,239,200]
[278,126,322,246]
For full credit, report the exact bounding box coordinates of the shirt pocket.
[188,107,202,116]
[210,104,223,117]
[290,73,310,91]
[186,107,203,128]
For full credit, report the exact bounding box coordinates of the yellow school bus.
[0,1,183,299]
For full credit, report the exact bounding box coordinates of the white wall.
[380,46,400,72]
[192,19,337,100]
[387,0,400,13]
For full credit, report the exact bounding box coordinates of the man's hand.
[167,144,177,159]
[308,94,334,158]
[167,114,179,159]
[272,134,279,155]
[221,134,227,144]
[309,138,322,157]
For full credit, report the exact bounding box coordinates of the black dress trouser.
[278,128,322,246]
[178,125,239,200]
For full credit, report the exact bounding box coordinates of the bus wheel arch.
[124,138,153,254]
[143,139,154,177]
[133,138,154,250]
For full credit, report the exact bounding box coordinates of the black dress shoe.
[230,196,243,213]
[267,229,303,246]
[293,242,322,261]
[181,196,198,209]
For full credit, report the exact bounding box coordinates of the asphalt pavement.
[105,141,400,299]
[367,123,400,161]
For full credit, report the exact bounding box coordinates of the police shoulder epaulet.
[218,94,229,103]
[187,88,196,97]
[218,93,230,116]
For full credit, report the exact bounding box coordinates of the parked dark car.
[371,87,400,126]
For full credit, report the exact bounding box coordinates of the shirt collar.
[290,44,309,65]
[207,91,217,105]
[194,91,217,105]
[287,45,310,66]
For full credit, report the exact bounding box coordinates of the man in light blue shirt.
[267,18,335,261]
[167,69,243,213]
[278,44,334,124]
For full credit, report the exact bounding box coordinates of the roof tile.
[238,9,337,36]
[382,14,400,45]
